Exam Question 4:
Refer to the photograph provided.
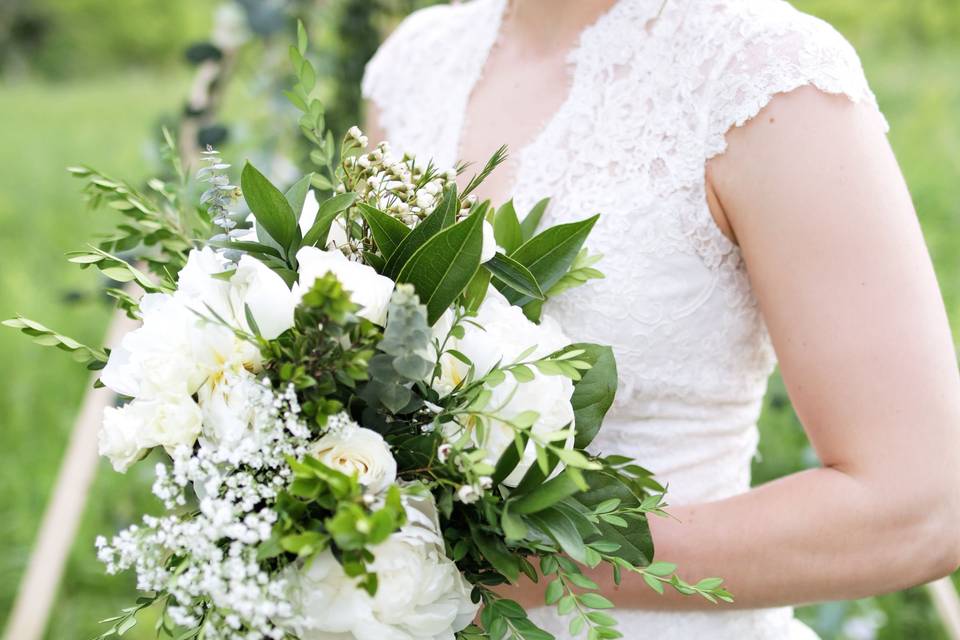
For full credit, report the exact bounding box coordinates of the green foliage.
[396,208,486,325]
[241,161,300,255]
[566,344,618,450]
[360,284,433,414]
[1,0,214,79]
[499,214,599,310]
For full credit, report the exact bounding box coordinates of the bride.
[361,0,960,637]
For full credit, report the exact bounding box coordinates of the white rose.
[310,426,397,494]
[98,395,203,472]
[99,403,149,472]
[295,246,395,325]
[288,494,477,640]
[433,288,570,390]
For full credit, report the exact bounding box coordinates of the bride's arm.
[501,85,960,610]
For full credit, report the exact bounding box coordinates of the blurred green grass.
[0,6,958,640]
[0,73,188,638]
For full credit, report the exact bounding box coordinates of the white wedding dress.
[362,0,887,637]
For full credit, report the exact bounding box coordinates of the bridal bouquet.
[6,24,730,640]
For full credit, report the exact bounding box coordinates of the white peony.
[229,254,296,339]
[433,288,571,390]
[99,396,203,472]
[310,426,397,495]
[197,367,266,449]
[288,493,478,640]
[433,289,577,485]
[100,293,212,399]
[295,246,395,325]
[466,371,576,487]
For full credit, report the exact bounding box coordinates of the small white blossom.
[456,484,480,504]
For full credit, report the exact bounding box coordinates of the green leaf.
[472,528,520,582]
[284,173,314,228]
[357,203,410,259]
[302,192,357,248]
[383,185,458,277]
[643,573,665,595]
[506,214,599,305]
[396,209,485,325]
[492,430,528,485]
[536,581,561,611]
[4,316,108,363]
[485,252,545,300]
[208,239,283,259]
[575,474,654,566]
[520,197,550,241]
[501,505,528,541]
[462,145,508,198]
[511,470,585,515]
[646,562,678,577]
[241,162,298,251]
[567,344,618,449]
[579,593,615,610]
[493,200,523,253]
[528,508,589,564]
[297,20,308,54]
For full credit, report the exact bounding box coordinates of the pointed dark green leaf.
[241,162,298,250]
[383,185,458,278]
[472,528,520,582]
[396,209,485,325]
[284,173,313,223]
[357,203,410,259]
[528,508,589,564]
[510,469,585,515]
[505,214,598,305]
[568,343,618,449]
[485,252,544,300]
[302,192,356,248]
[493,199,523,253]
[520,197,550,241]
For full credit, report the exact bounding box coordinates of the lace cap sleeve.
[361,4,449,113]
[704,3,889,160]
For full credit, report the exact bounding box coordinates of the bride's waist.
[588,409,762,504]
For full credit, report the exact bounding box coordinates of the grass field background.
[0,2,958,638]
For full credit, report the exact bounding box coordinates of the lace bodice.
[363,1,884,637]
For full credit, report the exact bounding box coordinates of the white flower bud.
[437,443,452,463]
[456,484,480,504]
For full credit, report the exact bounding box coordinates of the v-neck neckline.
[450,0,665,205]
